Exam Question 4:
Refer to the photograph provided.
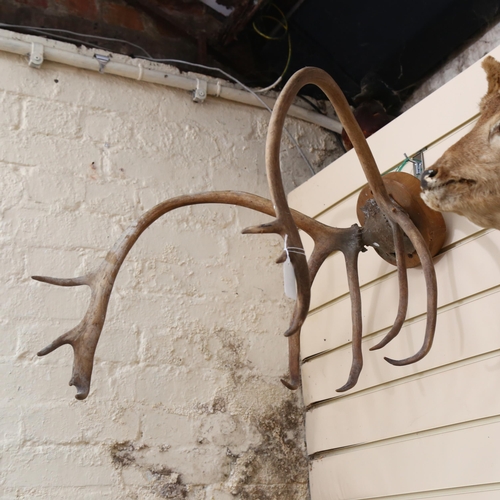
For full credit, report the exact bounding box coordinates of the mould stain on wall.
[109,398,308,499]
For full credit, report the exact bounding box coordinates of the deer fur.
[421,56,500,229]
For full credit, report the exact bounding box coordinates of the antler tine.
[34,191,336,399]
[261,74,316,339]
[34,272,108,400]
[383,216,437,365]
[291,220,366,393]
[287,67,437,368]
[336,244,363,392]
[32,275,90,286]
[281,333,301,390]
[369,221,409,351]
[278,223,363,390]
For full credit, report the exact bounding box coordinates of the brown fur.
[421,56,500,229]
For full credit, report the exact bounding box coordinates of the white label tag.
[283,253,297,300]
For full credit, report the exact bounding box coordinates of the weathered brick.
[94,322,140,364]
[141,410,199,448]
[0,164,24,213]
[0,92,22,130]
[1,487,117,499]
[121,466,148,487]
[5,207,122,249]
[2,362,78,404]
[22,97,82,138]
[103,2,144,31]
[0,403,22,443]
[3,445,115,487]
[53,0,98,20]
[22,403,83,444]
[15,317,75,361]
[134,365,222,406]
[24,171,86,208]
[22,401,140,444]
[139,443,231,484]
[14,0,48,7]
[4,279,88,321]
[25,247,84,278]
[0,133,103,175]
[84,181,137,216]
[82,110,133,145]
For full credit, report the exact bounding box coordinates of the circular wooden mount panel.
[357,172,446,268]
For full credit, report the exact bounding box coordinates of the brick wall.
[0,0,196,62]
[0,31,336,499]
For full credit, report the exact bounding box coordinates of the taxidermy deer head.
[421,56,500,229]
[33,67,444,400]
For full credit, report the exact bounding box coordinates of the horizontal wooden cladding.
[306,352,500,455]
[291,47,500,500]
[288,46,500,220]
[303,213,477,314]
[307,486,500,500]
[401,488,500,500]
[301,228,500,360]
[309,418,500,500]
[302,120,479,313]
[301,288,500,405]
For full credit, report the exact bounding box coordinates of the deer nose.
[421,169,437,189]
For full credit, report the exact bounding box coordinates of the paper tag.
[283,253,297,300]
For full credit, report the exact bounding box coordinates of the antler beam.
[34,191,358,398]
[34,66,440,399]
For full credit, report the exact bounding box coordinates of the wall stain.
[108,396,309,499]
[110,440,137,467]
[225,398,309,499]
[150,466,187,499]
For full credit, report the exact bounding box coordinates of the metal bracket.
[412,150,425,178]
[94,54,111,73]
[193,78,207,103]
[29,43,44,69]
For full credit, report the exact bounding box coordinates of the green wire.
[383,157,409,175]
[253,4,292,80]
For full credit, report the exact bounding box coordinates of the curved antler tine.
[265,75,314,338]
[280,225,363,390]
[32,275,89,286]
[336,247,363,392]
[38,322,100,400]
[286,68,437,368]
[281,333,301,390]
[36,275,110,399]
[370,221,408,351]
[241,220,283,235]
[34,274,100,399]
[35,191,334,399]
[384,215,437,366]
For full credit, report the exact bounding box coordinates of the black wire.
[0,23,152,57]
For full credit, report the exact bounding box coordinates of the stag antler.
[33,67,439,399]
[255,67,438,390]
[34,192,358,398]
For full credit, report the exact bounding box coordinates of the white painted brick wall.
[0,32,335,499]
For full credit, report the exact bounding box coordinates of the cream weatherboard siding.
[289,46,500,499]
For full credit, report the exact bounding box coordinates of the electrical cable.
[251,4,292,94]
[138,57,316,175]
[0,21,317,176]
[0,23,152,57]
[298,95,326,115]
